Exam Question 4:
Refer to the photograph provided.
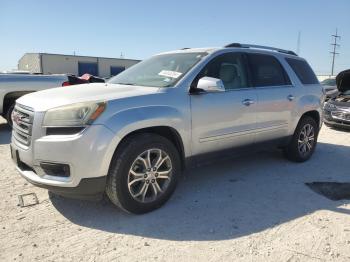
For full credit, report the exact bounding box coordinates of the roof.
[156,47,217,56]
[156,44,300,58]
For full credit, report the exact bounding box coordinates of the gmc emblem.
[12,111,25,126]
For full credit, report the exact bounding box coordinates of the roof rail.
[224,43,297,56]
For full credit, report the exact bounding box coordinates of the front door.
[190,52,257,156]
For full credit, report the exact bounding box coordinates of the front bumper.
[20,168,106,200]
[323,109,350,129]
[11,124,116,198]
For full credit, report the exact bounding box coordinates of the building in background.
[18,53,140,78]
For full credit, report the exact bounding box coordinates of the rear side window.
[286,58,319,85]
[247,54,291,87]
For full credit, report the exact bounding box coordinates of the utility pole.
[330,28,340,76]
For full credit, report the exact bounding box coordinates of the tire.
[5,103,15,127]
[106,133,181,214]
[284,116,319,162]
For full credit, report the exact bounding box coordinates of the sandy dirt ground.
[0,118,350,262]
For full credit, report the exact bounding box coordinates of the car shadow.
[50,142,350,241]
[0,122,11,145]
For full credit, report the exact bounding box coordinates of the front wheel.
[284,116,319,162]
[106,133,181,214]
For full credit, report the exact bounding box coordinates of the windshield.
[321,78,336,86]
[108,52,207,87]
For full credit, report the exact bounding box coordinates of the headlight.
[43,102,106,127]
[324,102,336,110]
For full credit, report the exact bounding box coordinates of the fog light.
[40,162,70,177]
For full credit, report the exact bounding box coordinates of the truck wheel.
[284,116,319,162]
[106,133,181,214]
[5,103,15,127]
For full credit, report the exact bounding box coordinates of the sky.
[1,0,349,75]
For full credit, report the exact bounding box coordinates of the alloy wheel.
[128,149,172,203]
[297,124,315,156]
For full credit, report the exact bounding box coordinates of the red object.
[62,81,71,86]
[61,74,105,87]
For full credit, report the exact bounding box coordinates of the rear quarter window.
[286,58,319,85]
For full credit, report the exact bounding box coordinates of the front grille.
[12,104,34,146]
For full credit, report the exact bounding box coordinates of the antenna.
[296,31,301,55]
[330,28,340,76]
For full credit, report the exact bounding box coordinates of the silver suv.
[11,44,323,214]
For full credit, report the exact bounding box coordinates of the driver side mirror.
[196,77,225,93]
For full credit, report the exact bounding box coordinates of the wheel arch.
[109,126,187,172]
[2,91,35,114]
[300,110,321,128]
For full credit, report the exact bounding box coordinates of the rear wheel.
[284,116,319,162]
[106,133,181,214]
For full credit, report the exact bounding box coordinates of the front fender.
[104,106,185,137]
[96,105,190,176]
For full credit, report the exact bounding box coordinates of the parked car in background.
[321,77,338,101]
[11,44,323,214]
[321,78,336,90]
[323,69,350,129]
[0,73,69,126]
[79,74,105,83]
[0,73,105,126]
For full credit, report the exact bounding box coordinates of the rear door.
[247,53,296,143]
[190,52,257,156]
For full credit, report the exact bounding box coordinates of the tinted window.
[247,54,291,87]
[286,58,319,85]
[194,53,249,90]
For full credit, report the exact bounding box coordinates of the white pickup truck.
[0,73,69,126]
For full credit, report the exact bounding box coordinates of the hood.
[336,69,350,93]
[17,83,160,112]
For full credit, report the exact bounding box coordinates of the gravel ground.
[0,118,350,262]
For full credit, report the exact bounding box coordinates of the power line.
[330,28,340,76]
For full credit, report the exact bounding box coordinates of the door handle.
[242,99,255,106]
[287,95,295,101]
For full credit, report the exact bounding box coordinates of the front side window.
[247,53,291,87]
[108,52,207,88]
[194,53,249,90]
